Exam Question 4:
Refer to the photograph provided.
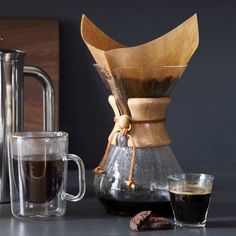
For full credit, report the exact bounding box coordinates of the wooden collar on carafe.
[93,96,171,189]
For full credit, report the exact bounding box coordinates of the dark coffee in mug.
[169,186,211,224]
[13,154,64,204]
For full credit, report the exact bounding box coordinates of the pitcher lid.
[0,49,25,61]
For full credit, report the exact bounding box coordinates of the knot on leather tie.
[95,115,169,189]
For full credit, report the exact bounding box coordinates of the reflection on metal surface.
[0,50,55,202]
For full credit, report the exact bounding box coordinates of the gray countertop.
[0,170,236,236]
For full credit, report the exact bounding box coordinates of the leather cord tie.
[93,115,165,189]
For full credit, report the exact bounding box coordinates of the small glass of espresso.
[168,173,214,228]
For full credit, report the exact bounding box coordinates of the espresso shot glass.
[168,173,214,228]
[8,131,86,219]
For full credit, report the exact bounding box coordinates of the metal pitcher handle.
[23,65,55,131]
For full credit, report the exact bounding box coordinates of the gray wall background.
[0,0,235,175]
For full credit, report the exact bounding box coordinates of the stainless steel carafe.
[0,49,54,202]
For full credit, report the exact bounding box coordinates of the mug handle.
[62,154,86,202]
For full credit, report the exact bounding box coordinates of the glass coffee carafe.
[93,65,187,216]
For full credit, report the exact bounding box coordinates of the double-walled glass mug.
[8,131,86,219]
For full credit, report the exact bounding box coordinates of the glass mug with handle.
[8,131,86,219]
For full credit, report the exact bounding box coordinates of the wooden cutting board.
[0,19,59,130]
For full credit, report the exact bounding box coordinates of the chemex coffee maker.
[81,14,199,215]
[0,46,54,202]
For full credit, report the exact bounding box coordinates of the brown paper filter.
[81,14,198,117]
[81,14,199,78]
